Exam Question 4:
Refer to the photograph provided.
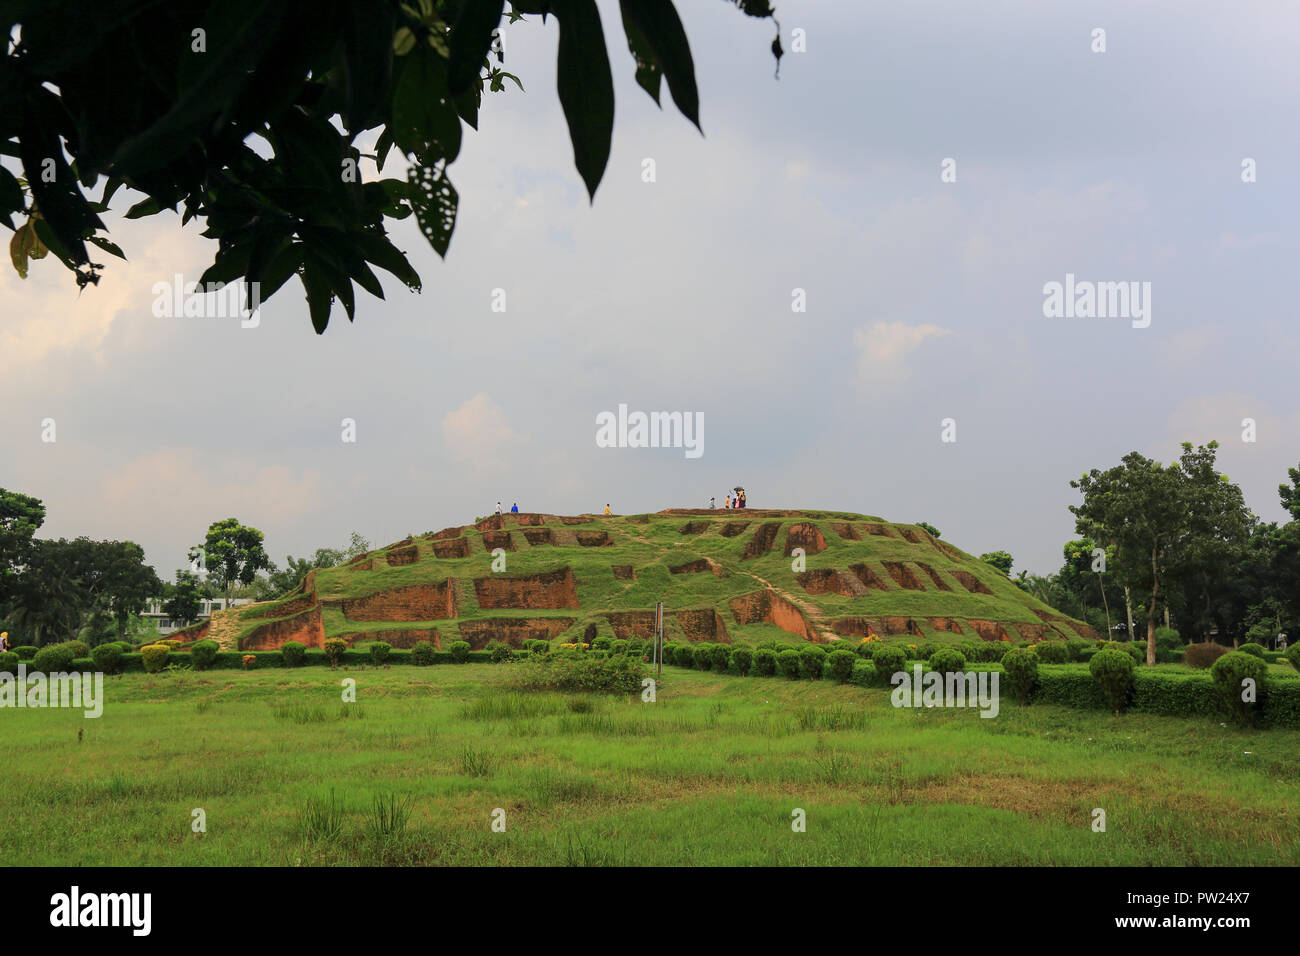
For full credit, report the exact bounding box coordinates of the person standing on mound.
[495,502,502,515]
[709,497,715,509]
[724,494,731,509]
[604,504,611,515]
[510,503,519,513]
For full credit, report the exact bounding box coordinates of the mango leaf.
[551,0,614,200]
[392,45,463,164]
[619,0,699,128]
[448,0,505,95]
[408,160,458,258]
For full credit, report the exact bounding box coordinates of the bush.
[1065,638,1092,662]
[965,641,1006,664]
[752,647,776,676]
[693,643,714,668]
[323,638,347,666]
[1184,642,1229,669]
[827,649,855,683]
[778,649,802,679]
[870,644,908,683]
[928,646,966,675]
[1211,651,1268,726]
[1237,642,1266,659]
[674,645,695,669]
[800,645,825,679]
[731,646,753,675]
[853,639,875,658]
[281,640,307,667]
[707,643,730,672]
[366,641,392,665]
[190,639,219,670]
[913,640,941,661]
[140,643,170,674]
[1033,641,1068,664]
[511,653,645,694]
[1001,648,1038,704]
[1103,640,1145,665]
[524,639,550,656]
[1154,626,1182,651]
[449,641,471,664]
[13,645,37,660]
[32,643,77,674]
[591,636,612,652]
[64,640,90,658]
[90,642,123,674]
[1089,648,1136,713]
[242,653,258,670]
[0,651,18,675]
[610,639,629,656]
[411,641,436,665]
[485,640,511,663]
[1286,643,1300,673]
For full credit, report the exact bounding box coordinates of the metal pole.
[656,601,663,681]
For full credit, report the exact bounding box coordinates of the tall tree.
[980,551,1013,576]
[163,570,208,628]
[0,488,44,605]
[203,519,271,609]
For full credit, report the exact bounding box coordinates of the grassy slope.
[223,511,1091,648]
[4,664,1297,866]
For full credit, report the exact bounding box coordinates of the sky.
[2,0,1298,580]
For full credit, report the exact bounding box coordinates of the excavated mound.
[831,617,873,637]
[915,562,952,591]
[337,628,441,649]
[341,582,457,621]
[679,521,710,535]
[627,515,650,524]
[796,569,858,597]
[741,522,782,560]
[862,523,894,537]
[899,528,925,544]
[928,617,965,634]
[560,516,590,525]
[351,559,373,571]
[240,606,325,651]
[675,609,731,643]
[431,526,464,540]
[481,530,515,552]
[612,565,636,580]
[935,540,965,561]
[968,619,1011,642]
[511,513,547,526]
[523,528,553,546]
[729,589,814,641]
[669,558,723,577]
[432,538,471,558]
[784,522,827,556]
[473,568,580,610]
[458,617,575,649]
[882,561,925,591]
[719,521,750,537]
[950,570,993,594]
[575,531,612,547]
[848,563,890,591]
[831,522,860,540]
[476,515,504,531]
[605,611,656,639]
[386,544,419,566]
[246,592,317,619]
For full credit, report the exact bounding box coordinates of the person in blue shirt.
[510,503,519,513]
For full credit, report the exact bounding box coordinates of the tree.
[0,488,44,605]
[3,0,780,332]
[980,551,1013,576]
[916,522,941,539]
[163,570,208,628]
[345,531,371,560]
[203,519,271,608]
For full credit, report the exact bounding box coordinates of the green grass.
[4,664,1297,865]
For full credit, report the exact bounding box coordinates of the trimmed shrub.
[853,639,875,659]
[674,644,694,669]
[590,636,612,652]
[32,643,77,674]
[449,641,471,664]
[870,644,908,683]
[525,639,550,656]
[965,641,1006,664]
[511,653,645,694]
[1033,641,1068,664]
[1211,651,1268,726]
[1103,640,1145,665]
[827,649,855,683]
[1237,642,1266,659]
[140,643,170,674]
[849,659,876,688]
[731,646,753,675]
[1000,648,1038,704]
[1065,638,1092,662]
[0,651,18,675]
[90,642,123,674]
[64,640,91,658]
[913,640,941,661]
[190,639,219,670]
[486,640,511,663]
[800,645,825,679]
[1089,648,1136,713]
[1184,642,1229,670]
[693,643,714,668]
[241,654,258,670]
[752,647,776,677]
[709,643,731,672]
[281,640,307,667]
[929,646,966,675]
[411,641,436,666]
[778,649,802,679]
[323,638,347,667]
[1286,643,1300,673]
[367,641,392,665]
[610,639,629,656]
[1154,626,1182,651]
[13,645,37,660]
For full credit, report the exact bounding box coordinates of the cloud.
[442,393,517,470]
[853,321,953,392]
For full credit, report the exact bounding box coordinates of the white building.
[141,597,251,634]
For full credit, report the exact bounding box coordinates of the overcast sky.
[3,0,1298,579]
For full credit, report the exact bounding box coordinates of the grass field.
[5,663,1298,866]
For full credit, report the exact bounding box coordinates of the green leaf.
[299,258,334,334]
[619,0,699,129]
[354,231,422,291]
[123,197,165,220]
[391,45,463,163]
[407,161,458,259]
[448,0,505,95]
[257,242,305,300]
[86,235,127,260]
[551,0,615,200]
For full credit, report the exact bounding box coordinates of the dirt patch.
[523,528,554,546]
[576,531,612,547]
[967,619,1012,642]
[673,609,731,643]
[604,611,657,639]
[950,570,993,594]
[430,526,464,540]
[1014,623,1055,642]
[349,551,370,565]
[927,617,965,635]
[831,617,875,638]
[882,561,925,591]
[560,516,590,525]
[862,523,894,537]
[915,563,952,591]
[830,522,860,540]
[239,606,325,651]
[351,559,373,571]
[386,544,419,566]
[457,617,575,649]
[669,558,723,577]
[719,521,750,538]
[880,616,921,636]
[481,531,515,552]
[729,589,813,641]
[848,563,890,591]
[627,515,650,524]
[935,540,965,561]
[741,522,782,560]
[473,567,581,610]
[432,538,471,558]
[679,521,710,535]
[511,513,546,526]
[796,569,857,597]
[341,582,457,621]
[476,515,504,531]
[246,593,317,620]
[612,565,637,580]
[899,528,925,544]
[784,522,827,556]
[337,628,441,650]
